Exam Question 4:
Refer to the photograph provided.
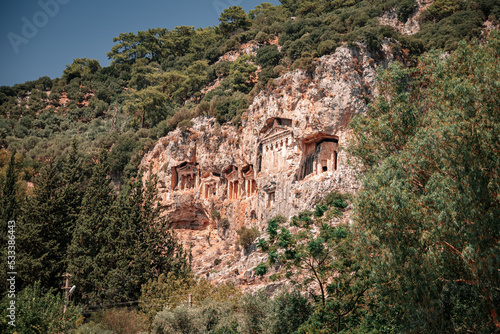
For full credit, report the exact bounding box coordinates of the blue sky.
[0,0,280,87]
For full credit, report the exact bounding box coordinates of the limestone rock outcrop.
[141,44,390,286]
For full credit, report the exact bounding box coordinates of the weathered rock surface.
[141,44,391,290]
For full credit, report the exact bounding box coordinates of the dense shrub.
[237,226,260,252]
[80,308,148,334]
[256,45,282,67]
[416,11,484,51]
[210,92,248,125]
[218,218,230,230]
[258,66,280,84]
[264,291,313,334]
[0,282,82,334]
[253,262,268,277]
[396,0,417,23]
[266,216,280,240]
[291,54,316,73]
[319,190,348,208]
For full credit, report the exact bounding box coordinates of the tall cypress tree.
[13,141,86,293]
[0,151,20,295]
[106,170,191,303]
[17,163,66,291]
[141,171,191,278]
[67,149,116,305]
[0,151,18,226]
[60,139,85,233]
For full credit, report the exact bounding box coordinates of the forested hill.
[0,0,497,184]
[0,0,499,333]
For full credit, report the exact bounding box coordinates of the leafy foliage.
[142,273,241,323]
[76,308,148,334]
[0,282,82,334]
[257,210,367,333]
[237,226,260,252]
[349,33,500,332]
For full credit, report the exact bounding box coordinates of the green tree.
[124,87,168,128]
[61,139,85,229]
[17,141,85,292]
[265,290,313,334]
[210,92,248,125]
[107,28,168,64]
[349,34,500,332]
[230,55,257,93]
[257,215,367,332]
[62,58,101,83]
[107,171,191,303]
[67,154,191,306]
[66,149,116,305]
[256,45,282,67]
[0,282,82,333]
[128,59,158,90]
[249,2,291,28]
[218,6,252,35]
[279,0,330,16]
[0,151,20,296]
[17,163,66,291]
[0,151,19,227]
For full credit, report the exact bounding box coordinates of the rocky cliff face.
[140,44,391,288]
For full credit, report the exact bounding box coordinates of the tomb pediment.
[242,165,254,178]
[223,165,238,181]
[201,171,220,182]
[262,183,276,193]
[260,118,292,144]
[260,117,292,133]
[178,164,197,173]
[203,175,220,183]
[262,126,290,143]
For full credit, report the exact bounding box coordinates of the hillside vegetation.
[0,0,499,333]
[1,0,497,182]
